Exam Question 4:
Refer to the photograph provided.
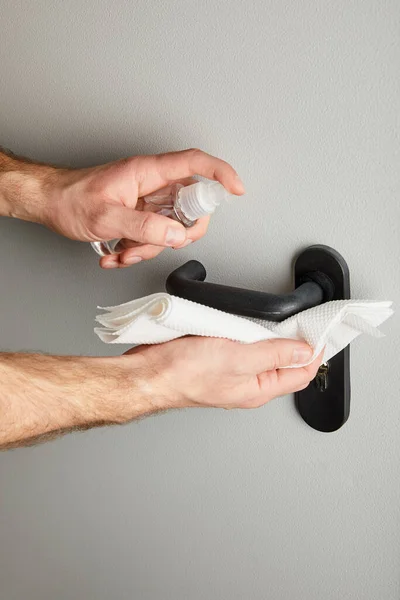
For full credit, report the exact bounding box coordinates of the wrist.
[118,347,191,412]
[93,354,164,423]
[0,151,61,224]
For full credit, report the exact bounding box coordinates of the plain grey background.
[1,1,399,599]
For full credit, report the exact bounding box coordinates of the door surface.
[0,1,399,599]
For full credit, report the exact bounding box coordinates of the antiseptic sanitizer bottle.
[91,179,231,256]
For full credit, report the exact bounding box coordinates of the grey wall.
[1,1,399,599]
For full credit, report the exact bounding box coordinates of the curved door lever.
[166,259,333,321]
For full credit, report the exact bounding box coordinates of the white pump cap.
[177,180,231,222]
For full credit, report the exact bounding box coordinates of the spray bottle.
[91,179,231,256]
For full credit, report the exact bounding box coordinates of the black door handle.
[166,245,351,433]
[166,260,334,321]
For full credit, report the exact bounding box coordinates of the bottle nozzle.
[177,180,231,222]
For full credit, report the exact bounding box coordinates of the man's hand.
[0,338,319,450]
[0,148,245,268]
[127,337,320,411]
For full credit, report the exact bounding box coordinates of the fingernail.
[124,256,143,266]
[166,227,186,246]
[291,347,313,365]
[234,174,245,194]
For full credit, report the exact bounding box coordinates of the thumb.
[97,205,187,247]
[237,338,314,374]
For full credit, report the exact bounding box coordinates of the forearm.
[0,148,60,224]
[0,352,156,450]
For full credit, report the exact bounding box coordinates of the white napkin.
[95,294,393,366]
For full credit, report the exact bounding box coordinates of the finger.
[242,354,322,408]
[134,149,245,197]
[100,244,165,268]
[173,216,210,248]
[114,225,204,250]
[119,244,165,265]
[138,177,199,210]
[100,255,120,269]
[259,354,322,398]
[116,225,207,253]
[94,205,187,247]
[233,338,315,375]
[183,216,210,242]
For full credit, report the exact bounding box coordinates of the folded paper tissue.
[95,294,393,367]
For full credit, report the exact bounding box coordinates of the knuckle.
[186,147,203,166]
[263,339,281,370]
[137,212,156,241]
[90,204,112,236]
[187,147,202,155]
[115,157,131,169]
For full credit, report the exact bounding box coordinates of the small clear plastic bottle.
[91,180,231,256]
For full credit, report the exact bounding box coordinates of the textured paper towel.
[95,294,393,366]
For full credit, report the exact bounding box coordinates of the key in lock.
[315,362,330,392]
